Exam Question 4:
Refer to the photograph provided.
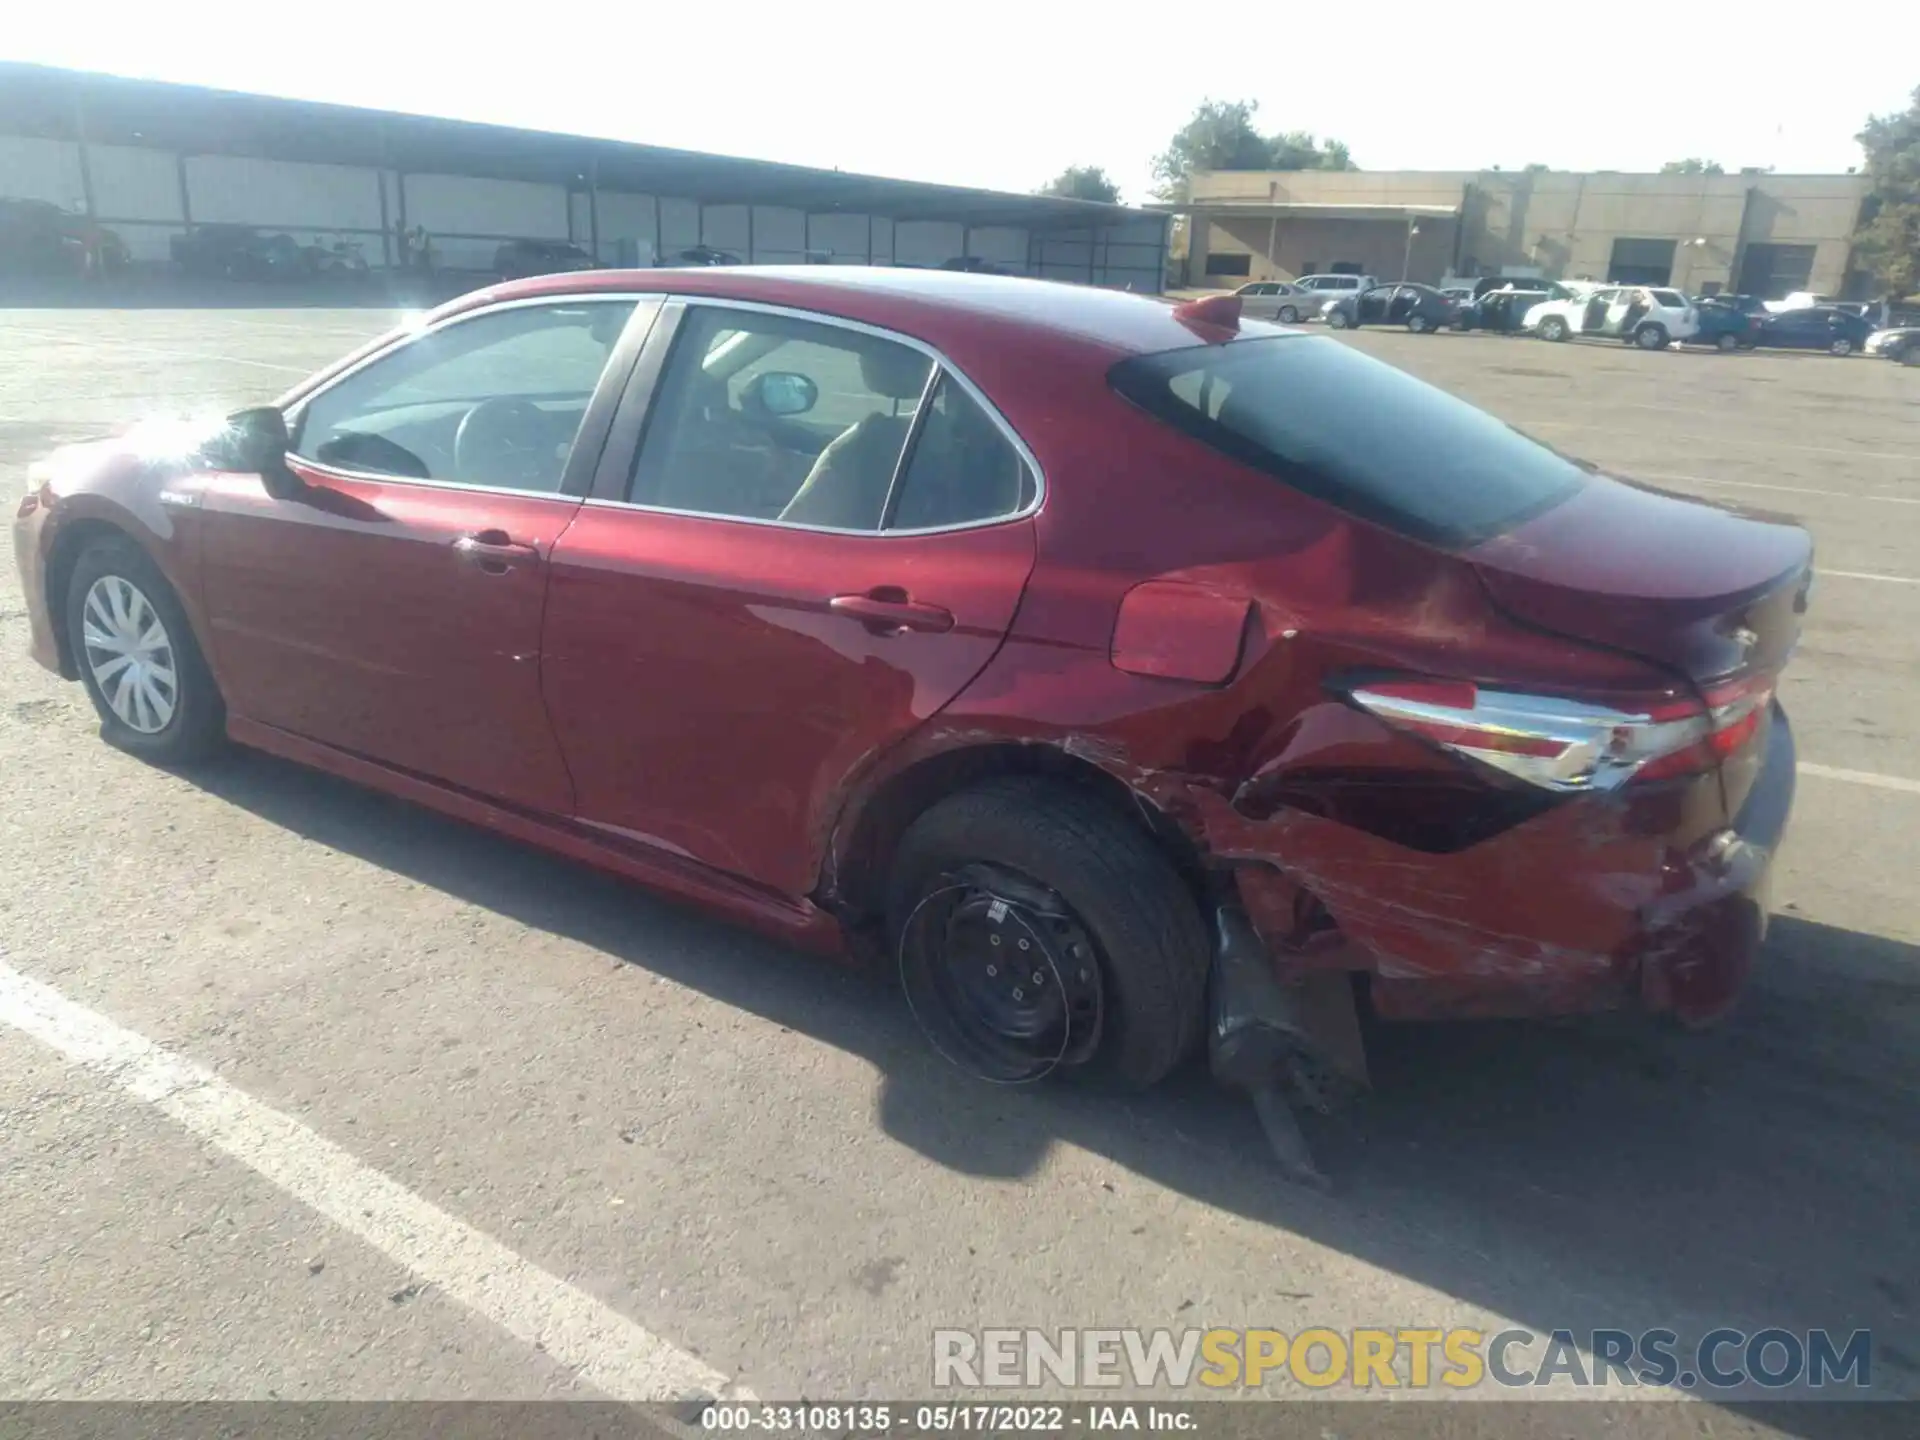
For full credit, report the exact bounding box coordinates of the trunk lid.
[1466,474,1812,684]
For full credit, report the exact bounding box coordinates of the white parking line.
[0,956,751,1404]
[1524,420,1920,464]
[1631,472,1920,505]
[1820,569,1920,585]
[4,327,311,374]
[1800,763,1920,796]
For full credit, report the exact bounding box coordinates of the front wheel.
[887,779,1210,1091]
[1635,323,1670,350]
[1326,309,1351,329]
[1539,316,1569,342]
[65,536,226,765]
[1829,337,1855,357]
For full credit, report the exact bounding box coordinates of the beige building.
[1173,168,1871,299]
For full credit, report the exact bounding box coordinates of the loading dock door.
[1607,237,1678,286]
[1736,243,1817,300]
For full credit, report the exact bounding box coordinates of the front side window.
[292,299,638,493]
[1110,335,1585,548]
[630,306,932,530]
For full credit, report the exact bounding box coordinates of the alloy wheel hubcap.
[82,576,177,734]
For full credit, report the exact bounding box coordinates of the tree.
[1660,158,1725,175]
[1854,86,1920,298]
[1037,165,1122,204]
[1151,100,1356,199]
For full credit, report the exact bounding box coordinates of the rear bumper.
[1215,706,1797,1026]
[1635,702,1794,1023]
[11,493,62,675]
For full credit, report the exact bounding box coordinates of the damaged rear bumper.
[1196,704,1797,1028]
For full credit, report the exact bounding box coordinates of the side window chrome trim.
[577,494,1032,540]
[607,293,1044,536]
[281,457,589,505]
[283,292,659,435]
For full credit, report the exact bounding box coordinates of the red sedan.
[13,268,1807,1125]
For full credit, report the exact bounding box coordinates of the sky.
[7,2,1919,203]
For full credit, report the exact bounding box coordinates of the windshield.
[1109,335,1586,547]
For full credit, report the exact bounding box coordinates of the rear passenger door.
[539,301,1040,899]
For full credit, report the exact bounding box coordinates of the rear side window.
[1110,335,1585,548]
[1650,290,1686,308]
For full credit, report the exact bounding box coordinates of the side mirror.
[207,406,302,500]
[746,371,819,418]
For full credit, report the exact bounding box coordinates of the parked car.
[1524,286,1699,348]
[1322,282,1457,333]
[13,270,1807,1135]
[1755,305,1875,356]
[1864,325,1920,365]
[1291,273,1379,317]
[306,238,371,281]
[171,225,308,281]
[1464,279,1563,334]
[1232,280,1317,323]
[1686,297,1763,351]
[667,246,742,267]
[0,198,128,277]
[494,239,597,281]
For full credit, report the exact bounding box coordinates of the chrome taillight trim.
[1346,682,1735,793]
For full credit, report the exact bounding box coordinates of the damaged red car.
[13,270,1807,1137]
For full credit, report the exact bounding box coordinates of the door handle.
[453,529,541,574]
[829,589,954,635]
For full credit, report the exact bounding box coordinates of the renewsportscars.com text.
[931,1326,1873,1392]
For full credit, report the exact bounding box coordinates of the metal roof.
[0,61,1163,231]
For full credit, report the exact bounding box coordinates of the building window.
[1205,253,1253,277]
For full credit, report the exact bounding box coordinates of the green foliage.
[1854,86,1920,297]
[1660,158,1725,174]
[1037,166,1123,204]
[1151,100,1355,199]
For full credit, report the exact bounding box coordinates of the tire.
[887,777,1210,1092]
[1539,316,1569,342]
[1407,313,1433,333]
[1326,309,1351,329]
[1278,305,1299,323]
[1635,323,1670,350]
[65,535,226,765]
[1716,333,1739,352]
[1901,344,1920,367]
[1829,337,1855,357]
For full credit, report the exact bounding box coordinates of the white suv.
[1523,286,1699,349]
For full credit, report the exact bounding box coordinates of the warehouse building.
[1173,167,1872,299]
[0,62,1169,291]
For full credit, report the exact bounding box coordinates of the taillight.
[1343,674,1774,792]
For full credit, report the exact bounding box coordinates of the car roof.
[447,266,1219,359]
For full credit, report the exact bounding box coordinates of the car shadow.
[193,749,1919,1423]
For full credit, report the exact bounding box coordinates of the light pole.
[1402,219,1421,281]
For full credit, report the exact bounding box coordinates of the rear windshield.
[1109,335,1585,548]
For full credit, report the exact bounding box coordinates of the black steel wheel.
[888,778,1209,1091]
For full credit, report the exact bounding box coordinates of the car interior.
[290,301,637,492]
